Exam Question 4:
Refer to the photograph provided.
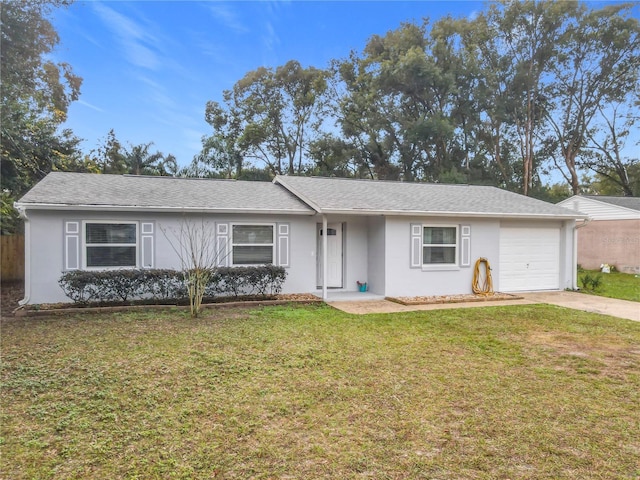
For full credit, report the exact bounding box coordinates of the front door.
[317,223,343,288]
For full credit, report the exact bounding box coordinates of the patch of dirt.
[528,331,631,356]
[1,282,23,319]
[527,331,640,378]
[387,292,522,306]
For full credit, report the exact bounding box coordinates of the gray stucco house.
[16,172,585,305]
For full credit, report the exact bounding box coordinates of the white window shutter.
[410,224,422,268]
[64,221,80,271]
[141,222,155,269]
[276,223,290,267]
[460,225,471,267]
[216,223,230,267]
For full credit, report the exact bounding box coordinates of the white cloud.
[92,2,162,70]
[77,100,105,113]
[207,4,248,34]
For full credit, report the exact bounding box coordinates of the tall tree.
[90,129,127,174]
[205,60,329,175]
[452,13,521,189]
[1,0,83,233]
[545,3,640,194]
[584,99,639,196]
[124,142,171,176]
[486,0,577,195]
[336,22,460,182]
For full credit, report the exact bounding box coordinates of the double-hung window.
[231,224,274,265]
[85,222,137,268]
[423,225,458,266]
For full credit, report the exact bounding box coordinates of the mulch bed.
[386,292,523,306]
[2,286,321,319]
[3,282,522,318]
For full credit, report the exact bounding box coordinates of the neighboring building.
[558,195,640,273]
[16,173,585,304]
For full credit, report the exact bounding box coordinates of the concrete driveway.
[328,291,639,322]
[520,291,639,322]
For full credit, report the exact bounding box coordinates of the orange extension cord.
[472,257,494,296]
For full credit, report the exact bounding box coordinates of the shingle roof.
[583,195,640,212]
[17,172,585,219]
[274,175,583,219]
[16,172,314,214]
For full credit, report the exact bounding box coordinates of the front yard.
[2,304,639,479]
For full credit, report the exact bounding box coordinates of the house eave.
[13,202,316,216]
[314,208,587,220]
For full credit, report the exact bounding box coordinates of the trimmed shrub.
[139,269,186,300]
[59,270,145,303]
[59,265,287,304]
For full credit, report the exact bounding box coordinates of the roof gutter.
[308,208,587,220]
[13,203,317,216]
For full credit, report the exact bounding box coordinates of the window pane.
[424,227,456,245]
[87,246,137,267]
[232,225,273,244]
[423,246,456,264]
[233,246,273,265]
[87,223,136,244]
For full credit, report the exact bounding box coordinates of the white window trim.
[230,222,276,266]
[422,224,459,271]
[82,220,139,270]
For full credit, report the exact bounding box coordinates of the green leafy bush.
[579,272,603,292]
[59,266,287,305]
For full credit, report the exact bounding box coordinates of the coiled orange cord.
[472,257,494,295]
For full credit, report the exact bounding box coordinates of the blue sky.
[51,1,485,168]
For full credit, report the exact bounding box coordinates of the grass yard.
[2,304,639,479]
[578,270,640,302]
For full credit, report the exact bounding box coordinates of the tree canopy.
[1,0,86,233]
[2,0,637,234]
[200,1,639,197]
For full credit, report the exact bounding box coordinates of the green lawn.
[2,304,639,479]
[578,270,640,302]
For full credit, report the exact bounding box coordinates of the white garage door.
[499,227,560,292]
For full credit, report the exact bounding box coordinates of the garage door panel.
[499,227,560,292]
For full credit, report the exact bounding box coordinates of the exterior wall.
[23,208,579,303]
[560,220,577,290]
[383,217,500,297]
[577,219,640,272]
[24,209,318,304]
[366,217,386,294]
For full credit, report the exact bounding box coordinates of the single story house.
[557,195,640,273]
[16,172,585,305]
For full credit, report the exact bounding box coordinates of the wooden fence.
[1,235,24,282]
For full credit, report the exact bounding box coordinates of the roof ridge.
[280,175,480,187]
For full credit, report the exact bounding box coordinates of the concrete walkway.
[328,291,639,322]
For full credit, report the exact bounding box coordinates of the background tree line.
[199,1,639,197]
[2,0,639,235]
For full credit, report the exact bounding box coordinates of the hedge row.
[58,266,287,304]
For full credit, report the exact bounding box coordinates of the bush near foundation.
[58,266,286,304]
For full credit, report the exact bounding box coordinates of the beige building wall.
[578,219,640,273]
